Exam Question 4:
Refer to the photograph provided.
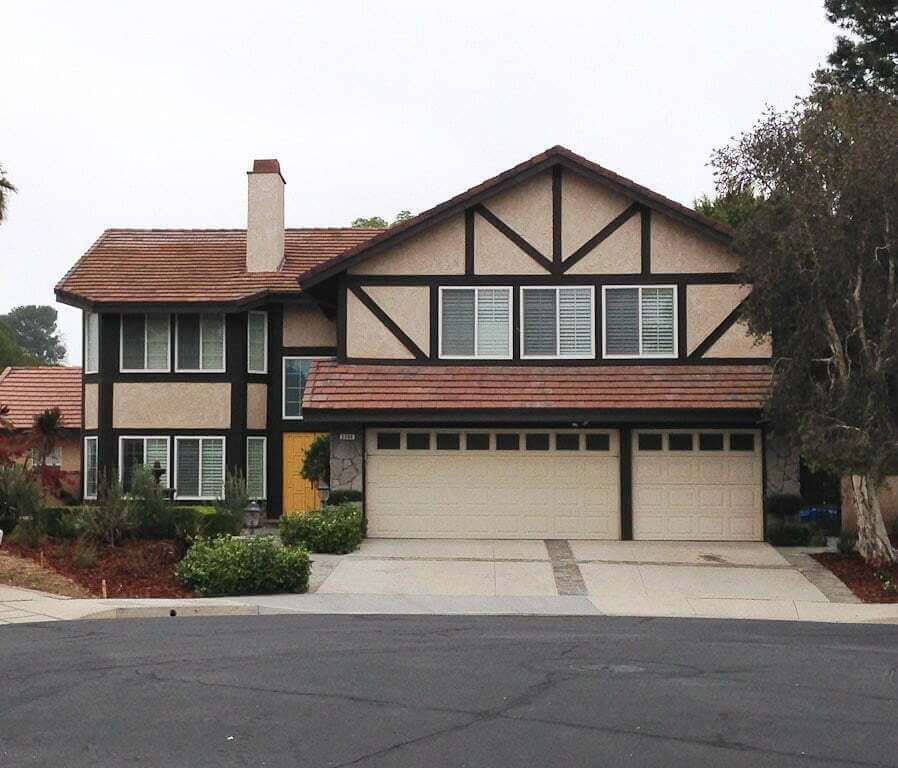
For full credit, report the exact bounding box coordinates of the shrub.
[837,531,857,555]
[176,535,310,596]
[73,539,97,569]
[9,517,44,548]
[279,503,363,554]
[0,463,43,532]
[767,522,813,546]
[36,507,82,539]
[212,470,250,532]
[326,489,362,506]
[809,527,828,547]
[301,434,330,486]
[130,467,175,539]
[764,494,805,522]
[80,476,133,546]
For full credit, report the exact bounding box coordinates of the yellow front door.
[282,432,325,515]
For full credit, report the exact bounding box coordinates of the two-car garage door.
[365,428,763,541]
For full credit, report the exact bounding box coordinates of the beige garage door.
[632,429,763,541]
[365,429,620,539]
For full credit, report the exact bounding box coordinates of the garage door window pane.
[436,433,460,450]
[638,433,663,451]
[377,432,401,450]
[730,434,755,452]
[496,433,520,451]
[585,433,610,451]
[465,433,490,450]
[668,433,693,451]
[525,433,550,451]
[406,433,431,450]
[555,434,580,451]
[699,433,724,451]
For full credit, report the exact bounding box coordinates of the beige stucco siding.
[246,172,285,272]
[561,172,632,259]
[350,215,465,275]
[651,214,740,273]
[704,320,772,358]
[83,382,98,430]
[565,214,641,274]
[246,383,267,429]
[686,284,751,355]
[346,290,415,359]
[283,305,337,347]
[474,213,550,275]
[362,285,430,353]
[113,382,231,429]
[481,171,553,257]
[60,437,81,473]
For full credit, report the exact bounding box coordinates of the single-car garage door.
[632,429,763,541]
[365,429,620,539]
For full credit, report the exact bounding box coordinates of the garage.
[365,428,620,539]
[632,429,764,541]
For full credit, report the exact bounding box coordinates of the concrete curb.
[84,604,261,620]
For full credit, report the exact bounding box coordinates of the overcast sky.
[1,1,837,364]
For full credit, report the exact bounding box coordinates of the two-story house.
[56,147,787,542]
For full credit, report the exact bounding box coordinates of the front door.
[282,432,325,515]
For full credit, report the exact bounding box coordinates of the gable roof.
[55,228,383,309]
[300,145,733,288]
[0,366,82,430]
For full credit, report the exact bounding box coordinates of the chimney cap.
[249,159,285,183]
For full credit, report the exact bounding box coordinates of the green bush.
[130,467,175,539]
[9,518,44,548]
[212,471,250,533]
[326,489,362,506]
[74,539,98,568]
[764,494,805,522]
[36,507,82,539]
[80,476,133,546]
[176,535,310,596]
[279,503,363,554]
[837,531,857,555]
[767,522,813,546]
[0,464,43,532]
[809,527,828,547]
[301,434,330,485]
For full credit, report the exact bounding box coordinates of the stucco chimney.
[246,159,285,272]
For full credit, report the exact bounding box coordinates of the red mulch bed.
[812,552,898,603]
[2,538,194,598]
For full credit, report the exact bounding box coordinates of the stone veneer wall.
[330,428,364,493]
[764,431,800,497]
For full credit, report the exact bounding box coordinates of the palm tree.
[0,164,16,223]
[31,407,63,467]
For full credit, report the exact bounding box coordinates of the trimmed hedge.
[176,535,310,596]
[279,503,363,554]
[766,522,813,546]
[326,489,362,506]
[764,494,805,521]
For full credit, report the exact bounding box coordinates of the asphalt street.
[2,614,896,767]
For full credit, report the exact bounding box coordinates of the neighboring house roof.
[0,366,82,430]
[302,362,771,418]
[300,145,734,288]
[55,228,383,308]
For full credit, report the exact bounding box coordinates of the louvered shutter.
[641,287,675,356]
[145,438,169,488]
[476,288,510,357]
[523,288,557,356]
[604,288,639,356]
[200,439,225,498]
[248,313,267,373]
[246,437,266,499]
[145,315,170,369]
[201,314,225,370]
[441,289,475,356]
[176,439,201,497]
[558,287,593,356]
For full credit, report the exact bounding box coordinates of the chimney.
[246,159,286,272]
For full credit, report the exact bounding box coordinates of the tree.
[694,189,762,230]
[0,322,39,368]
[351,211,413,229]
[31,407,63,467]
[817,1,898,93]
[709,87,898,565]
[0,305,66,363]
[0,164,15,224]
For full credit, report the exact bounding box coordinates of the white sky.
[1,1,837,364]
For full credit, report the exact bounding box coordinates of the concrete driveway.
[310,539,831,620]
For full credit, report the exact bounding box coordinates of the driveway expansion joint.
[544,540,588,596]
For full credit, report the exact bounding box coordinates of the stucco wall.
[246,383,267,430]
[83,382,98,430]
[474,213,550,275]
[350,215,465,275]
[704,319,773,358]
[283,304,337,347]
[246,172,285,272]
[362,285,430,352]
[686,284,751,356]
[565,214,641,274]
[482,171,553,257]
[561,172,632,259]
[113,382,231,429]
[346,290,414,359]
[651,214,740,274]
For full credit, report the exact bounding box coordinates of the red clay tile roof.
[0,366,82,430]
[303,362,771,414]
[55,228,383,307]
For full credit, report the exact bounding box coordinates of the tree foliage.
[709,87,898,564]
[351,210,413,229]
[817,1,898,93]
[0,163,15,224]
[0,305,66,363]
[694,189,762,230]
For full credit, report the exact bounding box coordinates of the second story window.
[521,286,594,359]
[121,313,170,372]
[84,311,99,374]
[247,311,268,374]
[176,314,225,372]
[603,286,677,359]
[283,357,314,419]
[439,287,512,359]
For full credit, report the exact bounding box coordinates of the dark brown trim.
[337,355,769,367]
[641,207,652,275]
[677,281,688,360]
[474,205,554,273]
[55,291,317,315]
[761,427,769,541]
[337,280,348,362]
[619,427,633,540]
[282,346,337,357]
[552,165,562,270]
[429,286,439,359]
[344,272,743,287]
[562,203,640,273]
[688,298,748,360]
[465,209,475,275]
[267,303,284,516]
[349,286,428,360]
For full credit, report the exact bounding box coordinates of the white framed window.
[31,446,63,467]
[439,286,512,359]
[84,436,98,500]
[174,436,225,500]
[602,285,677,359]
[175,313,226,372]
[118,436,170,492]
[246,436,267,500]
[283,357,323,420]
[120,313,171,372]
[247,311,268,374]
[521,286,595,359]
[84,311,99,374]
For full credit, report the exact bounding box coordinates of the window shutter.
[177,314,201,369]
[558,288,593,356]
[200,439,225,498]
[522,288,557,356]
[145,315,170,369]
[604,288,639,356]
[641,287,675,356]
[145,438,169,488]
[441,289,475,356]
[246,437,266,499]
[201,314,225,370]
[84,438,98,498]
[248,313,267,373]
[121,438,145,492]
[121,314,146,369]
[176,439,200,497]
[85,313,99,373]
[476,289,510,357]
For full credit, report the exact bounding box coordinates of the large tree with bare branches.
[710,87,898,565]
